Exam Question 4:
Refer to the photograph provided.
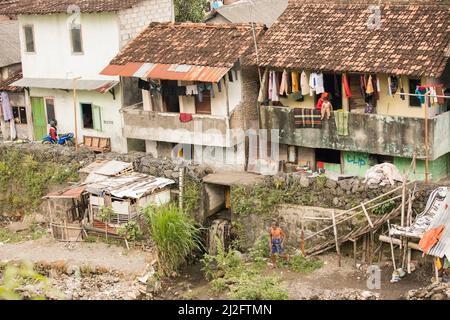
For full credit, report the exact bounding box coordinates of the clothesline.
[394,92,450,99]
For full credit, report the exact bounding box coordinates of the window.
[45,98,55,124]
[23,25,35,53]
[81,103,102,131]
[409,78,422,107]
[12,106,27,124]
[195,88,212,115]
[70,24,83,54]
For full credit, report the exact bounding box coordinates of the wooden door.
[31,97,47,140]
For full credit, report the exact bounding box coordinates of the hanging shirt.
[415,86,427,105]
[291,71,299,93]
[279,69,289,96]
[186,85,198,95]
[300,71,310,96]
[366,75,374,95]
[0,92,13,121]
[390,76,399,95]
[309,72,324,95]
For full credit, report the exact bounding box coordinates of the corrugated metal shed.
[45,186,86,199]
[83,160,133,184]
[101,63,230,83]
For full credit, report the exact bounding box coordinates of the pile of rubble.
[406,282,450,300]
[301,289,379,300]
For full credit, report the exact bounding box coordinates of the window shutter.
[92,105,102,131]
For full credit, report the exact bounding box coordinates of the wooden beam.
[331,210,341,267]
[361,202,374,228]
[378,235,421,251]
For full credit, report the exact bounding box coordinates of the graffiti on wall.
[346,153,369,168]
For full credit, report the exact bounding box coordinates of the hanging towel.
[300,71,310,96]
[293,108,322,129]
[366,75,374,95]
[179,113,193,123]
[279,69,289,96]
[342,73,352,98]
[387,76,392,97]
[258,69,269,102]
[436,86,445,104]
[271,71,280,102]
[268,71,273,100]
[334,110,349,136]
[0,92,13,121]
[291,71,299,93]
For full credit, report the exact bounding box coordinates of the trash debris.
[364,163,403,186]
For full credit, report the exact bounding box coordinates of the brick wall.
[118,0,173,48]
[230,65,260,132]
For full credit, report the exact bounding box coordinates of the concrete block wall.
[118,0,173,48]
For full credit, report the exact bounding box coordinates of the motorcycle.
[42,133,75,146]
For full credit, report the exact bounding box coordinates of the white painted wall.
[29,87,127,153]
[18,13,120,81]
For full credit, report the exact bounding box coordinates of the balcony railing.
[259,106,450,160]
[121,104,234,147]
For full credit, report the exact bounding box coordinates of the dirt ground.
[0,230,433,300]
[0,236,152,275]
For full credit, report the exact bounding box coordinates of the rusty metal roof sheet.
[11,78,118,93]
[0,71,23,92]
[101,62,230,83]
[45,186,86,199]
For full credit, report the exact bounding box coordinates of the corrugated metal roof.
[427,189,450,258]
[45,186,86,199]
[11,78,118,93]
[85,172,175,199]
[101,62,230,83]
[83,160,133,184]
[0,71,23,92]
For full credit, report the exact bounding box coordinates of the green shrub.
[231,276,288,300]
[183,177,202,215]
[288,255,324,273]
[117,220,143,241]
[143,203,203,275]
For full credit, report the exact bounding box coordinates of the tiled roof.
[0,71,23,92]
[256,1,450,77]
[0,0,143,14]
[109,22,266,68]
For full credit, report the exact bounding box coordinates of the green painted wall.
[394,153,450,181]
[323,151,450,182]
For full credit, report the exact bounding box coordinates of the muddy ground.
[0,228,433,300]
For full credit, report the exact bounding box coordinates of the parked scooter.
[42,133,75,146]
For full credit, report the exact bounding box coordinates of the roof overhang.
[11,78,118,93]
[101,63,231,83]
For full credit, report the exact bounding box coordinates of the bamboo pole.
[361,202,374,228]
[424,89,429,183]
[72,76,82,151]
[386,220,397,270]
[331,210,341,267]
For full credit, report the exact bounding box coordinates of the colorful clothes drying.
[179,113,193,123]
[309,72,324,95]
[343,73,352,98]
[300,71,310,96]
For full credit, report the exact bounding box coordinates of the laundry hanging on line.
[0,91,13,122]
[293,108,322,129]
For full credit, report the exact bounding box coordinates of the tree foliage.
[174,0,208,22]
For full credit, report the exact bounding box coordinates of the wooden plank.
[378,235,421,251]
[331,210,341,267]
[361,202,374,228]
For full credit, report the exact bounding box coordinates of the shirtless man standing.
[269,221,289,266]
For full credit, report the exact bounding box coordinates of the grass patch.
[143,203,203,275]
